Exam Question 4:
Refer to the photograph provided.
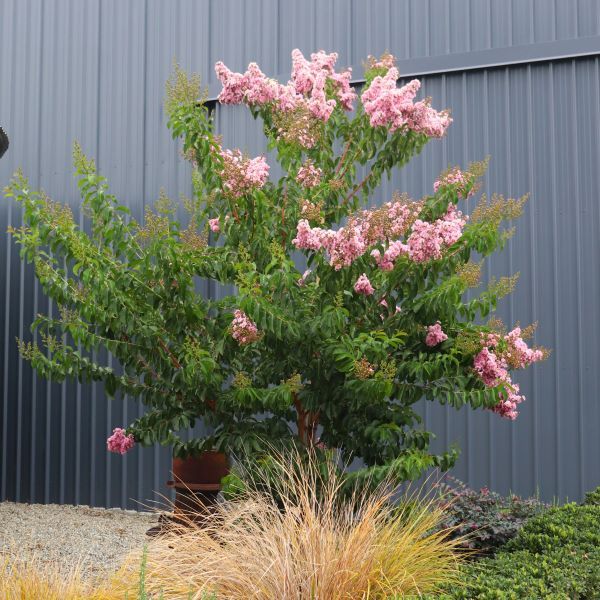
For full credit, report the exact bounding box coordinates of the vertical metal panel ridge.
[526,63,539,490]
[571,59,584,500]
[548,62,562,498]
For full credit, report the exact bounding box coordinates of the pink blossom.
[407,206,466,263]
[242,62,280,105]
[292,219,329,251]
[425,322,448,347]
[504,327,545,368]
[307,71,336,121]
[297,162,322,188]
[473,328,543,420]
[405,99,452,137]
[371,240,409,271]
[491,380,525,420]
[209,218,220,233]
[215,61,247,104]
[290,49,356,112]
[216,50,356,118]
[293,197,420,270]
[354,273,374,296]
[231,310,261,346]
[327,226,368,270]
[219,149,269,198]
[215,61,279,106]
[473,347,508,387]
[107,428,135,455]
[367,53,396,71]
[361,69,451,137]
[434,167,474,198]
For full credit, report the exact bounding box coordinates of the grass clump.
[0,554,116,600]
[116,451,465,599]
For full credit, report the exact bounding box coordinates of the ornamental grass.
[114,452,465,599]
[0,555,116,600]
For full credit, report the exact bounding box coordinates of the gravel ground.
[0,501,158,579]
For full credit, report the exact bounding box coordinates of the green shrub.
[506,503,600,555]
[440,502,600,599]
[584,486,600,506]
[436,477,547,556]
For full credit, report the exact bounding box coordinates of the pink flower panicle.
[231,310,261,346]
[474,328,544,419]
[407,206,466,263]
[293,197,421,270]
[354,273,375,296]
[425,322,448,347]
[433,167,474,198]
[473,347,509,387]
[361,69,451,137]
[504,327,545,368]
[219,149,269,198]
[106,428,135,455]
[366,53,396,71]
[215,61,279,106]
[215,49,356,120]
[208,217,220,233]
[491,382,525,420]
[297,161,322,188]
[371,241,409,271]
[291,49,356,113]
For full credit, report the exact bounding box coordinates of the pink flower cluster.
[354,273,374,295]
[504,327,545,368]
[106,428,135,455]
[293,219,367,269]
[425,322,448,347]
[215,49,356,119]
[367,53,396,71]
[371,241,408,271]
[297,161,322,188]
[293,197,420,270]
[219,149,269,198]
[473,347,508,386]
[290,49,356,113]
[406,206,466,263]
[209,217,220,233]
[474,327,544,419]
[433,167,474,198]
[231,310,261,346]
[492,383,525,420]
[361,68,452,137]
[215,61,279,106]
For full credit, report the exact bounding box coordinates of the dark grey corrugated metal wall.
[1,0,599,508]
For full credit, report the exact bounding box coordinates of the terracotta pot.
[147,452,230,536]
[172,451,230,485]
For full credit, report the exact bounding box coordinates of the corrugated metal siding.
[1,0,599,508]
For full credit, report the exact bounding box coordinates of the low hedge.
[584,485,600,506]
[439,502,600,599]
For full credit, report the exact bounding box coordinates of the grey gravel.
[0,501,158,579]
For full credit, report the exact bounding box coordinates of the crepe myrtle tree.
[5,51,546,488]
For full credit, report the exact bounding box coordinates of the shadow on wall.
[0,127,8,159]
